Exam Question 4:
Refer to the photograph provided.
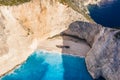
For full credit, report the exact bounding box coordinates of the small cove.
[1,50,93,80]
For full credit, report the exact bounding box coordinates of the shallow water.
[1,50,93,80]
[88,0,120,28]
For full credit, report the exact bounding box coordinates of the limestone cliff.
[0,0,89,76]
[0,0,120,80]
[86,27,120,80]
[66,21,120,80]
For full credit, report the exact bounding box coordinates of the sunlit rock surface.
[0,0,120,80]
[86,28,120,80]
[0,0,90,76]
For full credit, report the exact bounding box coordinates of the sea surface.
[1,50,93,80]
[88,0,120,28]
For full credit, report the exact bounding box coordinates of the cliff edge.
[0,0,119,80]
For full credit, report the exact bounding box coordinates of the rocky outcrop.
[62,21,102,46]
[61,21,120,80]
[86,28,120,80]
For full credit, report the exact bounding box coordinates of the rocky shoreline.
[0,0,119,80]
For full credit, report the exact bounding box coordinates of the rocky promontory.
[66,21,120,80]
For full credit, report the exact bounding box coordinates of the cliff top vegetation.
[0,0,31,5]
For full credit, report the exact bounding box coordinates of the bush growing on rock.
[0,0,31,5]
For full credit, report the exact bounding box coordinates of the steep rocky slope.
[86,28,120,80]
[0,0,89,76]
[65,21,120,80]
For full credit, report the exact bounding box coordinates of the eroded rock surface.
[86,28,120,80]
[62,21,102,46]
[0,0,90,76]
[0,12,9,56]
[62,21,120,80]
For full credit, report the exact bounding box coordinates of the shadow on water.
[62,54,93,80]
[61,21,97,80]
[1,21,104,80]
[61,21,106,80]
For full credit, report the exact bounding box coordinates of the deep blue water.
[88,0,120,28]
[1,51,93,80]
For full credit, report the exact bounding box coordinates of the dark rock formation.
[62,21,102,46]
[86,28,120,80]
[63,21,120,80]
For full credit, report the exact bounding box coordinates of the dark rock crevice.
[94,76,106,80]
[60,33,92,48]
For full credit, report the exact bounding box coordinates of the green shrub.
[0,0,31,6]
[58,0,94,22]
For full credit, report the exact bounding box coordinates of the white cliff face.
[0,0,119,80]
[0,0,89,76]
[9,0,88,39]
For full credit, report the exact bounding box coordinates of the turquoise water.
[88,0,120,28]
[1,51,93,80]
